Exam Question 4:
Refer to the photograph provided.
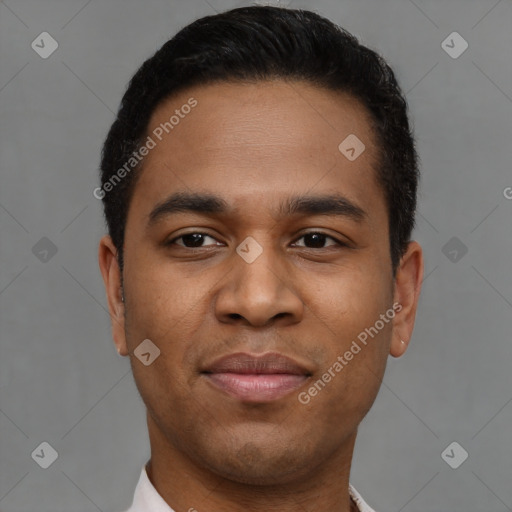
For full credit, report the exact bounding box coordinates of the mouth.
[201,352,312,403]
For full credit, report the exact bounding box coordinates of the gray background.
[1,0,511,511]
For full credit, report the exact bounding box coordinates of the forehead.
[128,80,385,226]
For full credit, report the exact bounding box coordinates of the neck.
[145,415,359,512]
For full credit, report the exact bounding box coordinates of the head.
[98,6,423,487]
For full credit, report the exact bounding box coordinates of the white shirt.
[122,464,377,512]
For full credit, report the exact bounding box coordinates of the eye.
[291,232,345,249]
[168,232,222,248]
[166,231,346,250]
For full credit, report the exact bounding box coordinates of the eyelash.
[166,231,347,249]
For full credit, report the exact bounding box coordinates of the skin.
[99,80,423,512]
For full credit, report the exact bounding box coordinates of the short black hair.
[99,5,419,275]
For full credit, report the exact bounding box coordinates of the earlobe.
[390,240,423,358]
[98,235,129,356]
[390,337,408,358]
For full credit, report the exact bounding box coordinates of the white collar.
[123,464,377,512]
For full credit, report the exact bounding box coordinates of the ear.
[390,240,424,358]
[98,235,128,356]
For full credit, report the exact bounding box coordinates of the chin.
[194,439,314,486]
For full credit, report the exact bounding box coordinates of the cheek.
[124,256,208,340]
[309,263,390,330]
[307,266,392,389]
[125,269,200,418]
[122,254,215,386]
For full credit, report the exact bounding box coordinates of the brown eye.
[169,233,221,248]
[292,232,343,249]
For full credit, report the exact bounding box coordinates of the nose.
[214,243,304,328]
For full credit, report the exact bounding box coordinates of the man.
[98,6,423,512]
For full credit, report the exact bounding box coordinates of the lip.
[201,352,312,403]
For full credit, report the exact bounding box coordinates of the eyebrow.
[147,191,367,227]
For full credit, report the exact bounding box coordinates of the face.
[99,80,422,486]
